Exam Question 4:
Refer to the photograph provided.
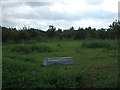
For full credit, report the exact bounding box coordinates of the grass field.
[2,39,118,88]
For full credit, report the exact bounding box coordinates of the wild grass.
[2,39,118,88]
[10,44,53,54]
[81,40,117,50]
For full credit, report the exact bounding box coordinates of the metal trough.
[43,57,73,66]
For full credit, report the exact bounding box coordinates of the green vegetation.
[10,44,53,54]
[81,40,117,50]
[2,39,118,88]
[1,20,120,43]
[1,20,119,88]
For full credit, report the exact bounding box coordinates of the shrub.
[11,45,53,53]
[81,41,114,49]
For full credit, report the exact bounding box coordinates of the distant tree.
[2,27,11,42]
[90,28,97,39]
[85,27,91,38]
[27,28,38,39]
[69,26,74,30]
[22,25,28,30]
[97,28,106,39]
[62,30,71,39]
[47,25,56,38]
[68,26,75,39]
[2,19,119,43]
[109,19,120,39]
[55,28,63,39]
[74,27,86,39]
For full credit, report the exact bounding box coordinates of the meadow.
[2,39,118,88]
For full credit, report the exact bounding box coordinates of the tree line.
[1,20,120,43]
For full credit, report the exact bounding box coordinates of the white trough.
[43,57,73,66]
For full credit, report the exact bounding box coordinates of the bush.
[11,44,53,53]
[81,41,114,49]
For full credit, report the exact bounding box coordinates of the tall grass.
[2,39,118,88]
[3,57,85,88]
[81,40,117,50]
[10,44,53,54]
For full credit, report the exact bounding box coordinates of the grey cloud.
[25,2,54,7]
[2,5,117,23]
[118,1,120,20]
[2,17,17,27]
[84,0,104,5]
[2,1,116,21]
[39,9,117,21]
[1,0,118,29]
[1,2,24,8]
[80,9,117,19]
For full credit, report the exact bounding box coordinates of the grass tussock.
[11,44,53,53]
[81,41,117,50]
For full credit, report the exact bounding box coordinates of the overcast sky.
[0,0,119,30]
